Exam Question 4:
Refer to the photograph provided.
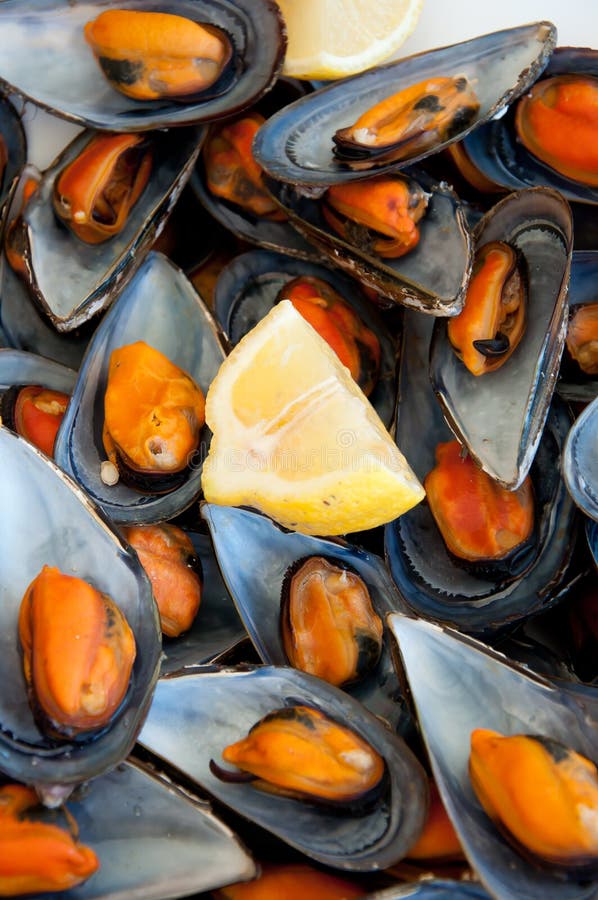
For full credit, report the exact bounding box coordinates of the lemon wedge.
[201,300,424,535]
[277,0,424,80]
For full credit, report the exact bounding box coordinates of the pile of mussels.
[0,3,597,899]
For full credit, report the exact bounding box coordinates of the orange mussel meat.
[277,276,381,395]
[18,565,136,739]
[214,863,365,900]
[1,385,69,458]
[515,74,598,187]
[0,784,99,896]
[566,303,598,375]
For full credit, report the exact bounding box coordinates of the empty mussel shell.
[563,395,598,522]
[430,188,573,488]
[0,0,285,132]
[139,665,428,870]
[0,93,26,233]
[0,426,161,789]
[201,504,412,732]
[387,613,598,898]
[54,251,226,525]
[557,251,598,403]
[253,22,556,187]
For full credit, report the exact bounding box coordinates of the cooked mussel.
[333,76,480,171]
[566,304,598,375]
[322,174,428,259]
[447,241,527,375]
[470,729,598,872]
[210,705,387,813]
[102,340,206,494]
[84,9,233,101]
[0,783,99,895]
[276,276,381,395]
[19,565,136,740]
[280,556,383,688]
[52,132,152,244]
[1,384,69,457]
[406,780,464,863]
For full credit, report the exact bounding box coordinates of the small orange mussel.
[123,523,202,638]
[424,441,535,577]
[322,174,428,259]
[103,341,205,493]
[1,385,69,458]
[53,132,152,244]
[448,241,527,375]
[214,863,365,900]
[0,784,99,896]
[333,76,480,170]
[566,303,598,375]
[277,276,381,395]
[281,556,383,688]
[204,113,285,221]
[19,565,136,739]
[515,75,598,187]
[470,729,598,870]
[84,9,232,101]
[210,705,386,811]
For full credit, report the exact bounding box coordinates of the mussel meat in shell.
[276,276,381,396]
[18,565,136,740]
[424,441,535,580]
[470,729,598,872]
[0,784,99,896]
[322,174,428,259]
[122,523,203,638]
[333,75,480,171]
[84,9,233,101]
[515,74,598,187]
[52,132,152,244]
[210,705,386,813]
[447,241,527,376]
[280,556,383,688]
[102,341,206,494]
[1,385,69,458]
[204,113,285,221]
[566,303,598,375]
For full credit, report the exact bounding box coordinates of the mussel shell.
[557,251,598,403]
[0,93,26,234]
[213,250,397,427]
[253,22,556,187]
[562,395,598,522]
[385,310,577,635]
[0,347,76,395]
[387,613,598,897]
[430,188,573,488]
[54,251,226,525]
[0,427,161,787]
[0,0,285,131]
[363,885,491,900]
[587,520,598,570]
[266,173,473,315]
[139,665,428,870]
[10,126,202,331]
[201,503,412,733]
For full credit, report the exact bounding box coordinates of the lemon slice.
[277,0,424,80]
[201,300,424,535]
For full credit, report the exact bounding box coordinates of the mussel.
[566,304,598,375]
[1,384,69,457]
[276,276,381,395]
[84,9,233,101]
[19,565,136,740]
[102,340,206,494]
[470,729,598,873]
[280,556,383,688]
[333,76,480,171]
[447,241,527,375]
[406,781,464,863]
[210,705,387,813]
[52,132,152,244]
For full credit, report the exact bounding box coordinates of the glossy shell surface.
[0,347,76,395]
[563,395,598,522]
[0,0,286,131]
[0,94,26,229]
[557,251,598,402]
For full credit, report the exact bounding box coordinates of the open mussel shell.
[460,48,598,205]
[266,173,473,314]
[563,395,598,522]
[0,0,285,131]
[0,93,26,232]
[139,665,428,870]
[213,250,397,426]
[387,613,598,898]
[253,23,555,187]
[54,251,226,525]
[364,885,490,900]
[557,251,598,403]
[430,188,573,488]
[201,504,412,732]
[0,426,161,788]
[0,347,75,394]
[385,311,576,635]
[10,126,202,331]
